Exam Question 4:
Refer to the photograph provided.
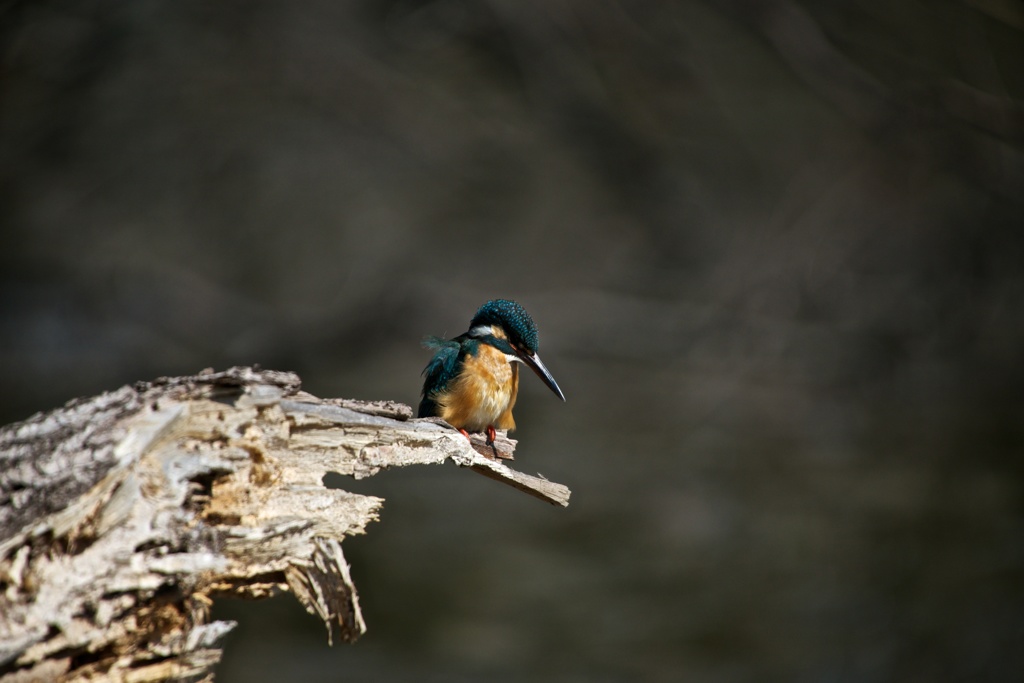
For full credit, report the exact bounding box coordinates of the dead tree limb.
[0,367,570,682]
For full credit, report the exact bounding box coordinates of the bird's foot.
[458,428,471,440]
[486,425,497,445]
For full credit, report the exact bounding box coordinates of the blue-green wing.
[417,336,462,418]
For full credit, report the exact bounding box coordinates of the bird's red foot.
[458,428,471,440]
[486,425,497,445]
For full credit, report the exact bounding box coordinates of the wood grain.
[0,367,570,682]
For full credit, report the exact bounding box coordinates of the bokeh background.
[3,0,1023,680]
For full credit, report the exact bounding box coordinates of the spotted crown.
[470,299,540,353]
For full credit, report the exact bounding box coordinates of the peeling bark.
[0,367,570,682]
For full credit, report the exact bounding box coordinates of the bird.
[417,299,565,444]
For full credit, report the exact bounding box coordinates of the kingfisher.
[418,299,565,444]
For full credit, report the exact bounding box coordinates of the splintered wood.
[0,367,570,682]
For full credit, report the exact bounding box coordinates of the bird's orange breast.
[435,344,519,432]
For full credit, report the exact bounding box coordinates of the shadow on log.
[0,367,570,682]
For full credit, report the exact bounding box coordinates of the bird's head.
[468,299,566,402]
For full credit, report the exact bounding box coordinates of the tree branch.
[0,367,570,682]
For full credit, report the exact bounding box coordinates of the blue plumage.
[417,335,477,418]
[469,299,539,352]
[417,299,564,433]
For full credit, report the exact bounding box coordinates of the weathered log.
[0,367,570,682]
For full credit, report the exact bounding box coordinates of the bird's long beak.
[521,351,566,402]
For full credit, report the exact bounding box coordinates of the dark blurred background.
[3,0,1024,680]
